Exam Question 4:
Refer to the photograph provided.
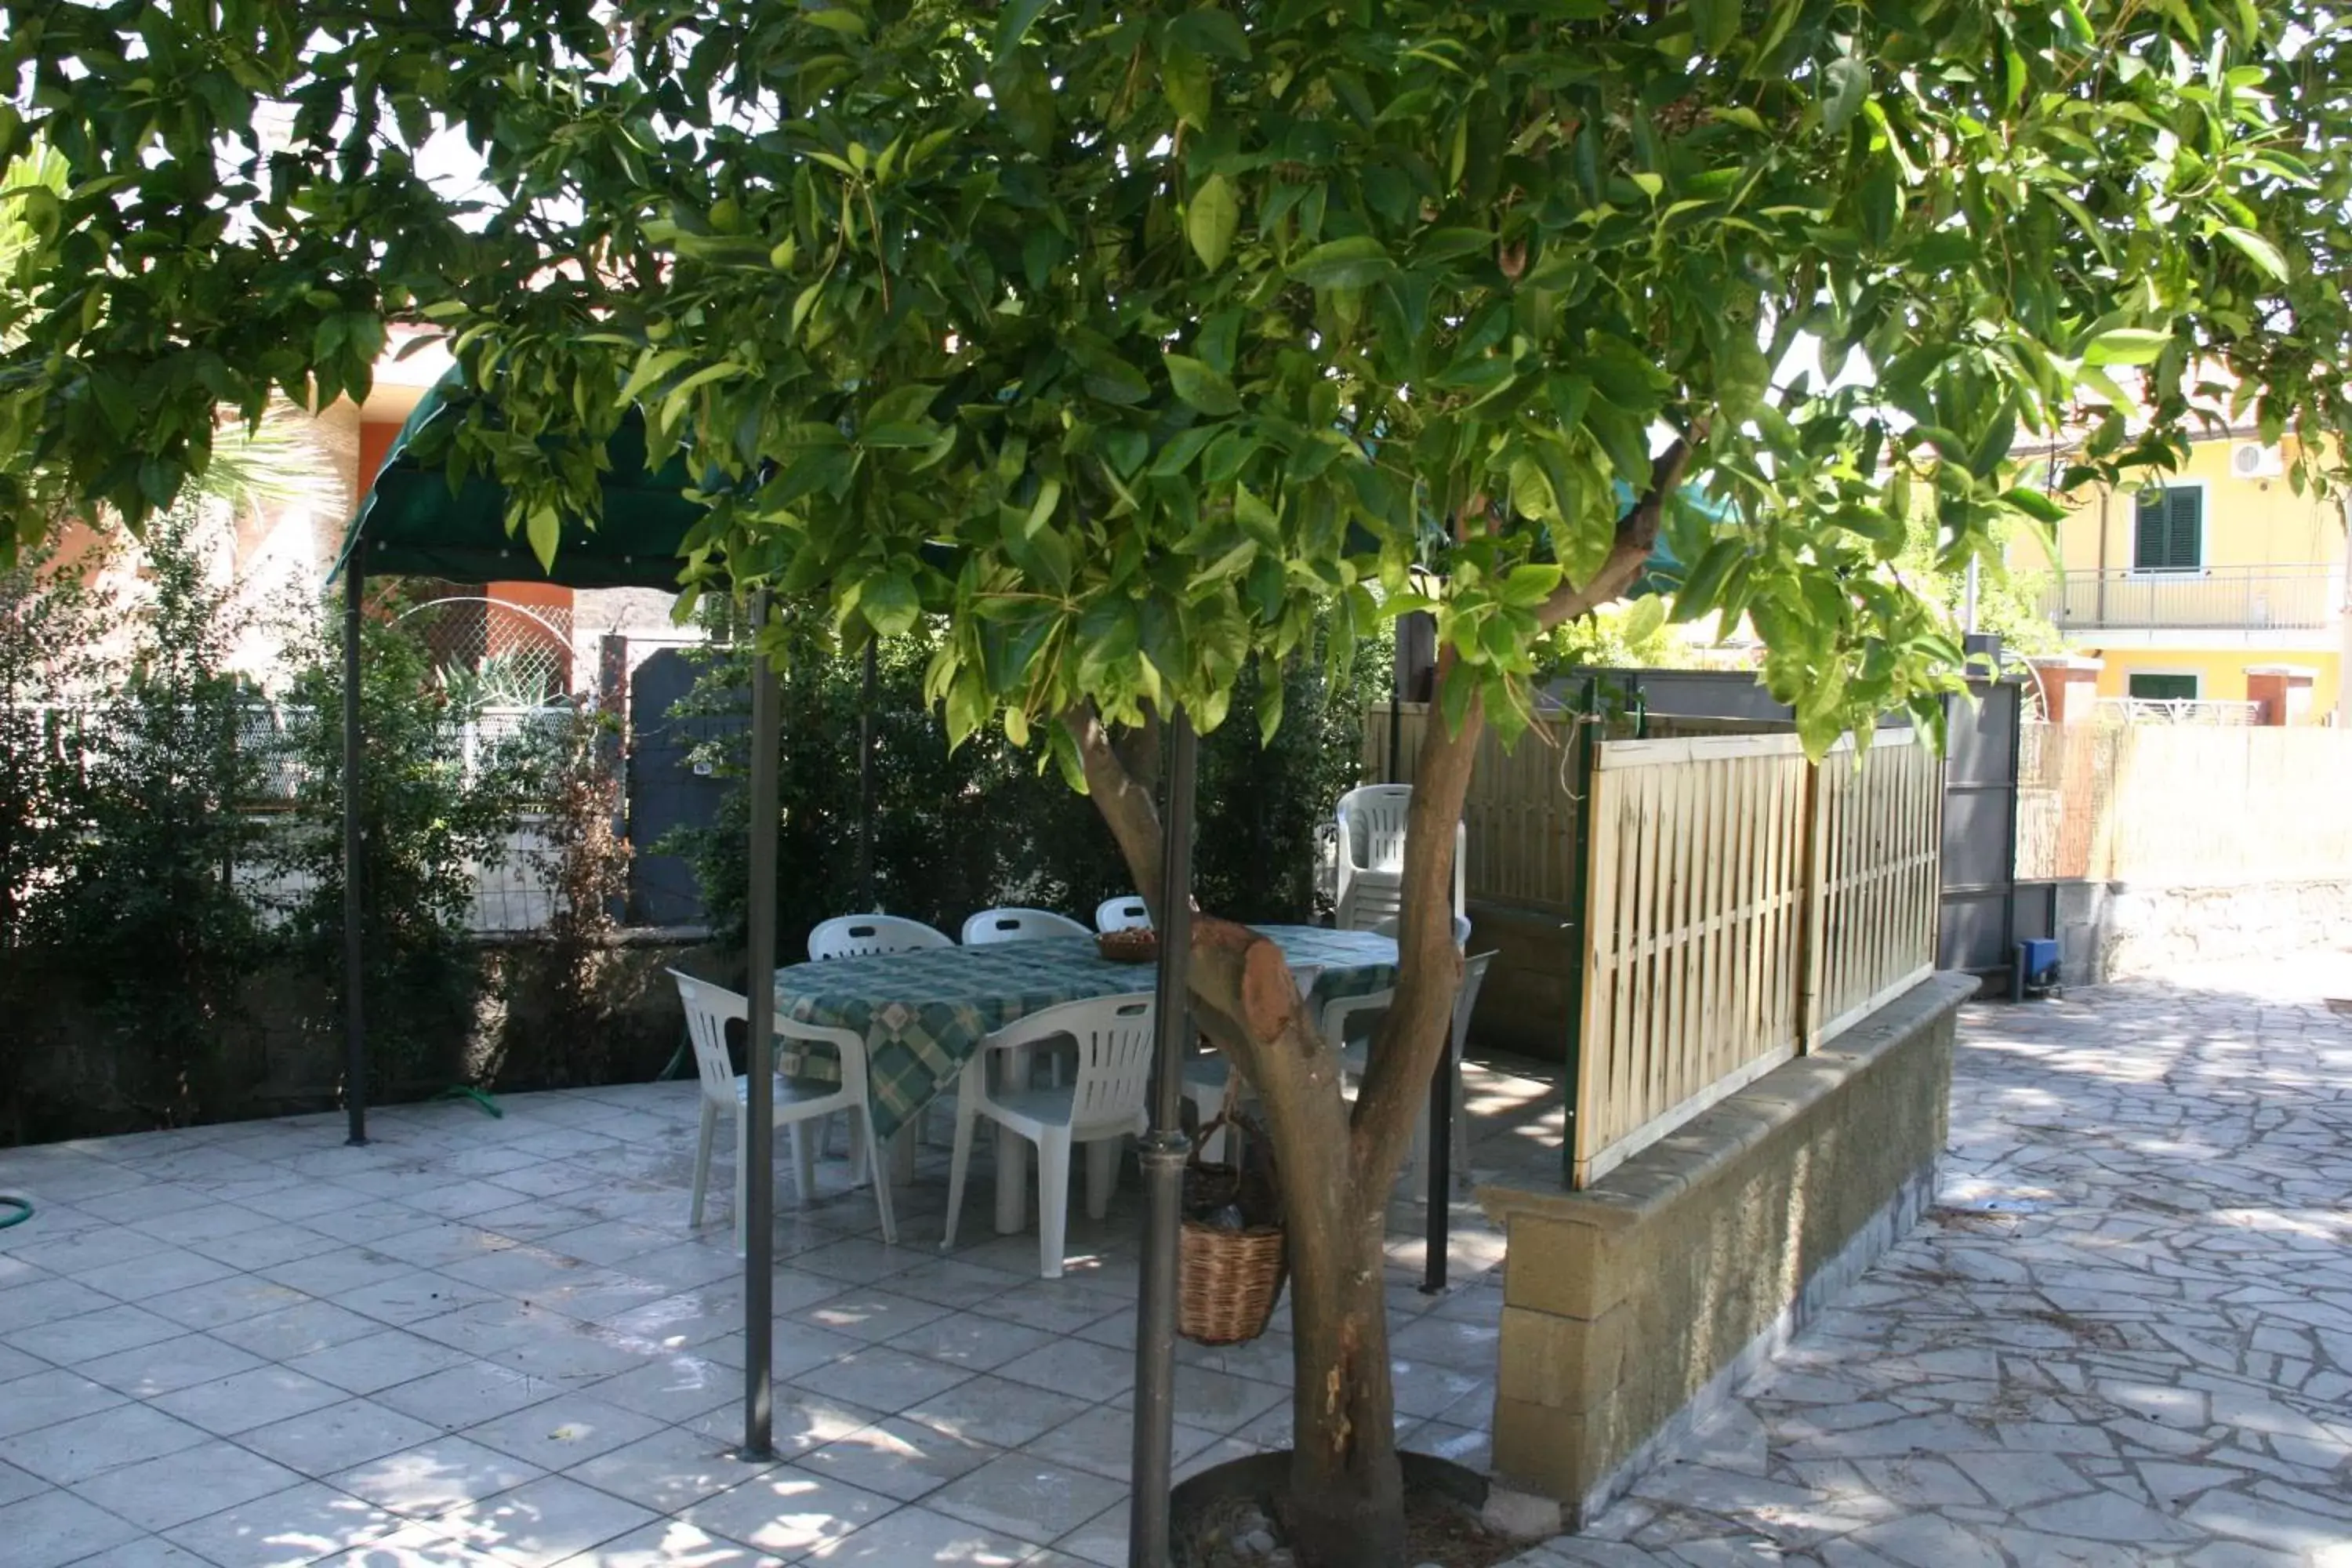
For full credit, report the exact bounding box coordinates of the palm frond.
[194,405,342,514]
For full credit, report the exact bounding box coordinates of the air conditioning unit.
[2230,441,2284,480]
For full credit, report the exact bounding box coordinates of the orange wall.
[358,420,401,488]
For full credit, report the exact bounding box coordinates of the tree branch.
[1347,654,1475,1189]
[1535,434,1697,630]
[1063,700,1164,913]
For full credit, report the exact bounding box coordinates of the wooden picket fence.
[1364,702,1587,910]
[1573,731,1940,1187]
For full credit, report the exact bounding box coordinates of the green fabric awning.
[337,380,702,589]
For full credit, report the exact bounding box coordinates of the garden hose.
[434,1085,504,1119]
[0,1196,31,1230]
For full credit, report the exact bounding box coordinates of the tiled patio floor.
[0,1060,1544,1566]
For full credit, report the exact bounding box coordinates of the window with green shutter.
[2127,673,2199,702]
[2132,485,2203,572]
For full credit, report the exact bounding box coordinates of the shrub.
[666,605,1392,956]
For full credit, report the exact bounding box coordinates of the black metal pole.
[1130,706,1196,1568]
[1399,622,1454,1291]
[1562,677,1599,1189]
[340,546,368,1148]
[858,640,877,910]
[741,590,780,1460]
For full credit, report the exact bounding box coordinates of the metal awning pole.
[858,640,877,909]
[341,546,368,1148]
[1404,617,1453,1294]
[1130,706,1196,1568]
[741,590,780,1459]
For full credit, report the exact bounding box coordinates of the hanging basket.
[1178,1084,1288,1346]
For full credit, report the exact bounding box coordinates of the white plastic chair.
[1094,895,1152,933]
[809,914,954,960]
[1334,784,1465,932]
[962,906,1091,945]
[942,993,1155,1279]
[1319,949,1497,1197]
[668,971,898,1248]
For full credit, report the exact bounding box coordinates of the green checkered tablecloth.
[774,924,1397,1143]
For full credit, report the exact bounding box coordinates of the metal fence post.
[1560,676,1598,1189]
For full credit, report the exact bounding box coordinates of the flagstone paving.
[1510,948,2352,1568]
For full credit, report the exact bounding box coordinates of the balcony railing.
[2038,566,2341,632]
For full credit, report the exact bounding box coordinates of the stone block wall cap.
[2027,654,2104,671]
[1477,970,1976,1232]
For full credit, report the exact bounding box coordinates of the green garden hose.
[0,1196,31,1230]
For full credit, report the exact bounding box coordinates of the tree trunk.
[1283,1198,1406,1566]
[1069,692,1490,1567]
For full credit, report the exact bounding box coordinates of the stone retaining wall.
[1476,971,1976,1525]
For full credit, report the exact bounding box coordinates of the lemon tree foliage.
[5,3,2350,1560]
[4,3,2345,757]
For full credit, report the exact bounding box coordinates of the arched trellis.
[341,379,1201,1559]
[388,594,576,706]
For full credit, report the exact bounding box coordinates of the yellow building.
[2027,434,2349,723]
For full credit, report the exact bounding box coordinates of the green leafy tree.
[267,598,543,1094]
[7,3,2351,1559]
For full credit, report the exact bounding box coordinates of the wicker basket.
[1177,1082,1287,1345]
[1096,927,1159,964]
[1179,1203,1288,1345]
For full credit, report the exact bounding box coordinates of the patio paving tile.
[0,1484,147,1568]
[151,1363,350,1436]
[78,1331,267,1399]
[372,1359,559,1432]
[314,1519,508,1565]
[880,1307,1055,1372]
[0,1399,212,1485]
[804,1500,1047,1564]
[581,1354,738,1425]
[210,1299,386,1361]
[797,1413,1004,1502]
[548,1517,789,1567]
[561,1423,779,1514]
[432,1473,659,1567]
[161,1479,401,1567]
[459,1392,669,1471]
[71,1438,310,1533]
[789,1345,975,1416]
[8,1299,186,1367]
[0,1366,131,1440]
[69,1244,245,1300]
[0,1273,122,1333]
[899,1372,1094,1451]
[70,1537,218,1566]
[238,1397,448,1476]
[0,1455,44,1508]
[328,1435,545,1520]
[930,1451,1127,1544]
[680,1464,895,1559]
[992,1336,1135,1404]
[285,1327,479,1396]
[788,1286,954,1345]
